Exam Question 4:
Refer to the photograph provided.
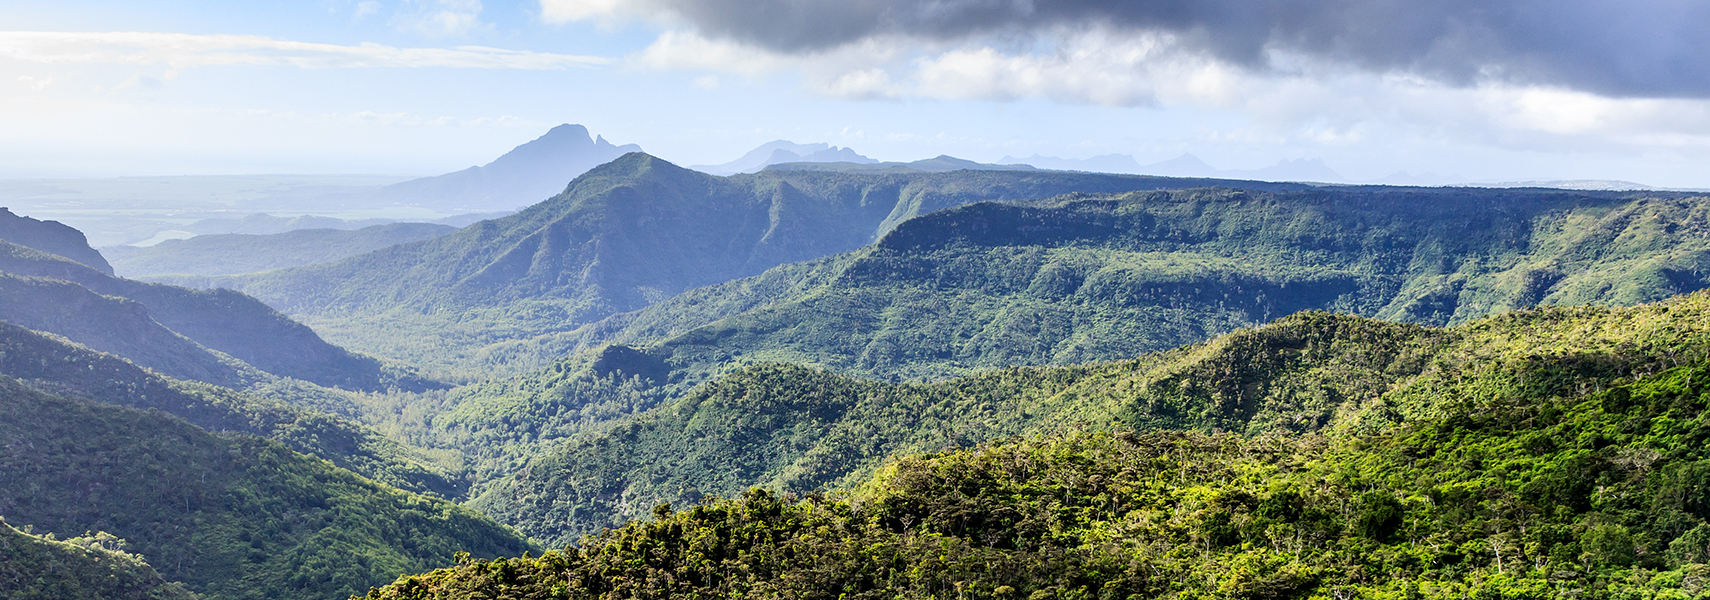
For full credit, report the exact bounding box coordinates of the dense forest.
[372,291,1710,599]
[6,157,1710,600]
[0,377,536,599]
[427,183,1710,485]
[0,519,195,600]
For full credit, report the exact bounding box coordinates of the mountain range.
[196,153,1314,380]
[10,128,1710,600]
[690,140,878,175]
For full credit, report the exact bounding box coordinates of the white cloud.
[354,1,382,18]
[627,26,1710,161]
[635,30,792,76]
[0,31,608,70]
[539,0,625,23]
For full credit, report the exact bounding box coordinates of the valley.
[4,132,1710,600]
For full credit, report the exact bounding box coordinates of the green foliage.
[0,321,464,497]
[0,378,538,600]
[0,271,264,388]
[111,222,455,278]
[439,189,1710,474]
[0,239,434,392]
[0,519,196,600]
[367,324,1710,599]
[473,290,1710,547]
[220,155,1312,380]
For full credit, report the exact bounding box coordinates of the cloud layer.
[551,0,1709,98]
[0,31,607,69]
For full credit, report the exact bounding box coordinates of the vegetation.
[0,377,537,600]
[0,519,195,600]
[370,290,1710,600]
[434,188,1710,474]
[0,321,464,496]
[108,222,455,278]
[218,154,1309,380]
[0,271,265,388]
[15,160,1710,599]
[471,289,1710,545]
[0,239,434,392]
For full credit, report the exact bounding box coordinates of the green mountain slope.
[437,188,1710,472]
[0,521,195,600]
[217,154,1311,378]
[0,378,537,600]
[0,272,260,388]
[609,187,1710,379]
[374,292,1710,600]
[0,240,432,392]
[107,222,456,278]
[0,321,462,496]
[471,289,1710,545]
[0,207,113,275]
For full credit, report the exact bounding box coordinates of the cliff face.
[0,207,114,275]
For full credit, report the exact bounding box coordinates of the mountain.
[0,238,431,392]
[0,320,461,496]
[691,140,878,175]
[0,521,195,600]
[375,291,1710,600]
[0,207,113,274]
[0,377,536,599]
[431,186,1710,474]
[106,222,457,278]
[471,191,1710,536]
[0,271,261,388]
[371,124,641,212]
[212,154,1312,379]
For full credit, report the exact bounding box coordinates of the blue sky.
[5,0,1710,187]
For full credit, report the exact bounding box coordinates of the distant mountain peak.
[692,141,877,175]
[375,124,644,212]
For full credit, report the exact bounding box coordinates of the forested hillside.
[434,188,1710,473]
[0,271,263,388]
[0,238,431,392]
[0,321,462,496]
[0,378,536,600]
[374,290,1710,600]
[0,520,194,600]
[470,289,1710,544]
[217,154,1310,379]
[108,222,456,278]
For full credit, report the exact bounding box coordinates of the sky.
[4,0,1710,186]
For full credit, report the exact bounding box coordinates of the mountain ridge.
[207,153,1317,378]
[371,124,641,212]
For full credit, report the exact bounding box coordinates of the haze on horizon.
[3,0,1708,188]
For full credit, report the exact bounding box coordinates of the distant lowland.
[7,124,1710,599]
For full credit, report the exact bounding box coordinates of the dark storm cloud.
[647,0,1710,98]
